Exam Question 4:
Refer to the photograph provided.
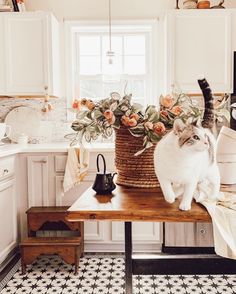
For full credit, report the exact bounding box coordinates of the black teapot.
[92,154,116,194]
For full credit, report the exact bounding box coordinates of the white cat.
[154,78,220,211]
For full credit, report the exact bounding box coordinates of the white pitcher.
[0,123,11,142]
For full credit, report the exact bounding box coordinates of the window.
[65,21,158,116]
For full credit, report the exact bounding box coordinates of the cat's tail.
[197,78,214,129]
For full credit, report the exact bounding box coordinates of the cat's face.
[174,119,209,152]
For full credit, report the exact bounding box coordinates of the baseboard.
[0,248,20,282]
[162,245,215,255]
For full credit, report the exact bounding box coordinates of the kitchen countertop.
[0,142,115,158]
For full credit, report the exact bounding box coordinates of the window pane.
[125,79,145,97]
[102,55,122,75]
[79,56,101,75]
[102,36,122,56]
[80,79,102,99]
[124,56,146,74]
[79,36,100,55]
[124,35,145,55]
[80,78,145,102]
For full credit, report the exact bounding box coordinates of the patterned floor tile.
[1,255,236,294]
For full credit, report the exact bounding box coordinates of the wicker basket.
[115,127,159,188]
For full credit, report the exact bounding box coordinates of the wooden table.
[67,185,236,294]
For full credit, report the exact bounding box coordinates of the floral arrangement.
[68,92,229,155]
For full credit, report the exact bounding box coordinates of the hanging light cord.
[108,0,112,52]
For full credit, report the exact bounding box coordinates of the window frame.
[64,20,159,120]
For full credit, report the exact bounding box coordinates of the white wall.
[25,0,236,21]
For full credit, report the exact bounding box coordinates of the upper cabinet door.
[0,16,5,94]
[2,12,60,97]
[165,10,232,94]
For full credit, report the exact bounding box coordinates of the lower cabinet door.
[0,179,17,265]
[164,222,214,247]
[112,222,162,252]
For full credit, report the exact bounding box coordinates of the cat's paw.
[164,195,175,204]
[179,202,191,211]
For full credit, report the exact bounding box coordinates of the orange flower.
[121,115,130,126]
[104,110,114,120]
[72,99,81,110]
[128,118,137,127]
[81,98,87,105]
[86,101,96,111]
[153,122,166,135]
[171,105,182,116]
[144,121,153,130]
[160,110,168,117]
[107,115,116,125]
[130,113,139,121]
[160,95,174,108]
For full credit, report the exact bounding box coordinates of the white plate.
[5,106,41,142]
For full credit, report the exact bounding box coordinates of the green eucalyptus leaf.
[76,110,90,120]
[84,131,91,142]
[71,122,85,132]
[110,102,118,111]
[148,131,160,142]
[132,103,143,113]
[91,132,98,140]
[134,148,146,156]
[129,125,145,137]
[215,108,230,122]
[92,109,103,119]
[110,92,121,100]
[145,105,156,116]
[148,112,159,122]
[121,105,129,112]
[105,127,113,137]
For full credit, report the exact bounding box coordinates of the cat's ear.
[173,119,186,135]
[192,118,201,127]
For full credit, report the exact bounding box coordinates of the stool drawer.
[21,236,81,246]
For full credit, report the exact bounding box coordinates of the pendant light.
[106,0,114,65]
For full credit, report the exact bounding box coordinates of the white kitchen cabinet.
[27,155,50,207]
[0,12,60,97]
[0,156,17,270]
[165,9,232,93]
[0,15,5,93]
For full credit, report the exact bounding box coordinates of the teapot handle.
[96,153,106,174]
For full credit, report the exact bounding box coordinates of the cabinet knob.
[3,169,9,175]
[200,228,206,235]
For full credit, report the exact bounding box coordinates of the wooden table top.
[67,185,212,222]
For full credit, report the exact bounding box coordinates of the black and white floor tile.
[1,255,236,294]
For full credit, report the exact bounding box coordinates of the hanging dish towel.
[194,182,236,259]
[63,147,89,192]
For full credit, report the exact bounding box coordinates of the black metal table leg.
[125,222,132,294]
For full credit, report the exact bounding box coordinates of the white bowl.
[218,162,236,184]
[217,153,236,184]
[217,126,236,154]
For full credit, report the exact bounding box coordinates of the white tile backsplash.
[0,97,73,142]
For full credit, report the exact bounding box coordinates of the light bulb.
[106,50,115,65]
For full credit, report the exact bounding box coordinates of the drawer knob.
[3,169,9,175]
[200,229,206,234]
[33,160,47,164]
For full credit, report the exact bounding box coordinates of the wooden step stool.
[20,206,84,274]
